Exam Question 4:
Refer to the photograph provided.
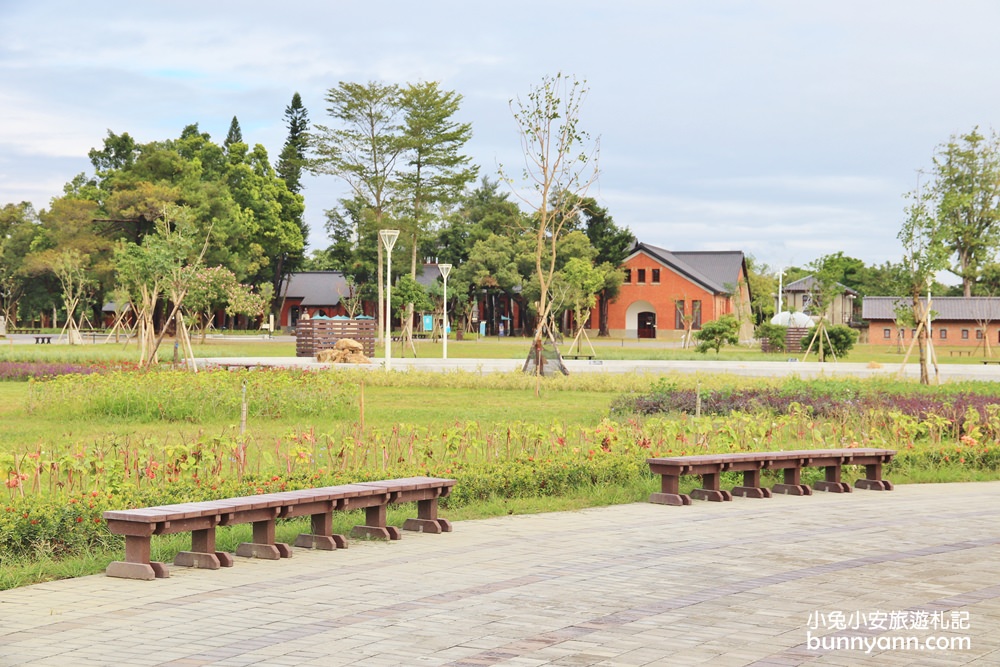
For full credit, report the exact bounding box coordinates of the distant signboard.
[422,314,433,332]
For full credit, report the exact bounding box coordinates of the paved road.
[1,482,997,666]
[197,355,1000,382]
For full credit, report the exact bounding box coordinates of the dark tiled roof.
[784,275,858,296]
[278,271,350,307]
[415,263,445,289]
[628,243,745,294]
[862,296,1000,321]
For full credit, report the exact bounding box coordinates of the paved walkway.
[1,482,998,666]
[197,355,1000,382]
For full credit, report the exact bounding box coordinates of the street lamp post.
[439,263,452,359]
[379,230,400,370]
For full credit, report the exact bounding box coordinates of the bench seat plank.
[104,477,456,580]
[647,448,896,505]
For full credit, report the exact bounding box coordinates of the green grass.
[2,335,998,365]
[0,479,656,588]
[3,340,1000,590]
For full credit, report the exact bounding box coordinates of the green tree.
[694,315,740,354]
[502,73,599,367]
[755,322,787,352]
[800,324,858,359]
[580,197,633,336]
[553,257,605,337]
[225,116,243,149]
[0,203,40,327]
[114,206,201,366]
[312,81,406,342]
[930,128,1000,297]
[184,265,240,340]
[434,177,522,267]
[745,255,777,324]
[276,92,310,195]
[225,142,305,298]
[396,81,478,344]
[272,92,312,296]
[899,186,951,384]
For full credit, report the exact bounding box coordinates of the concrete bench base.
[648,449,895,506]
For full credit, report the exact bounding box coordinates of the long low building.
[862,296,1000,347]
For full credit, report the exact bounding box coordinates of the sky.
[4,1,1000,277]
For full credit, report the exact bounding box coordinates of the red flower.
[76,516,83,523]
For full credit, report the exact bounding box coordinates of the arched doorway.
[637,312,656,339]
[625,300,657,339]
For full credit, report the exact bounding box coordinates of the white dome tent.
[770,311,814,328]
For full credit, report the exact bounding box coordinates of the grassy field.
[2,333,996,364]
[2,337,999,589]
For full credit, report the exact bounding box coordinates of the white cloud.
[4,0,1000,274]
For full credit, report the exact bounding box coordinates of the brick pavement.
[1,482,998,666]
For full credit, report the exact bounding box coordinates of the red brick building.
[596,243,752,340]
[863,296,1000,348]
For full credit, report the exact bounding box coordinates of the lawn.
[2,337,999,589]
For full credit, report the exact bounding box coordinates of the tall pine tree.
[276,93,309,194]
[272,93,311,304]
[224,116,243,149]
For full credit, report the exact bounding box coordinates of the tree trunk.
[598,291,610,337]
[376,242,384,344]
[914,293,929,385]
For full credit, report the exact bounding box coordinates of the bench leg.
[175,527,234,569]
[732,469,771,498]
[814,465,852,493]
[402,498,452,533]
[107,535,169,580]
[649,474,692,506]
[295,512,348,550]
[351,504,401,540]
[236,520,292,559]
[855,463,893,491]
[691,472,733,502]
[773,467,812,496]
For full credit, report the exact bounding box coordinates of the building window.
[692,301,702,330]
[623,269,631,284]
[637,268,646,284]
[962,329,969,340]
[977,329,984,340]
[939,329,947,340]
[883,328,891,339]
[651,269,660,284]
[912,328,917,338]
[674,300,685,330]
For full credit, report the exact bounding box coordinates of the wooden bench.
[646,448,895,506]
[982,360,1000,365]
[34,336,52,344]
[562,354,595,360]
[103,476,455,580]
[949,350,972,357]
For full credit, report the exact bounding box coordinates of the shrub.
[800,324,859,359]
[694,315,740,354]
[755,322,788,352]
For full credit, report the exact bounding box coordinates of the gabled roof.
[415,263,444,289]
[279,271,350,307]
[785,275,858,296]
[627,243,746,294]
[862,296,1000,321]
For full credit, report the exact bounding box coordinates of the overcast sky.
[3,1,1000,276]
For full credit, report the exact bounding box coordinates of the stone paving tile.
[2,482,1000,666]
